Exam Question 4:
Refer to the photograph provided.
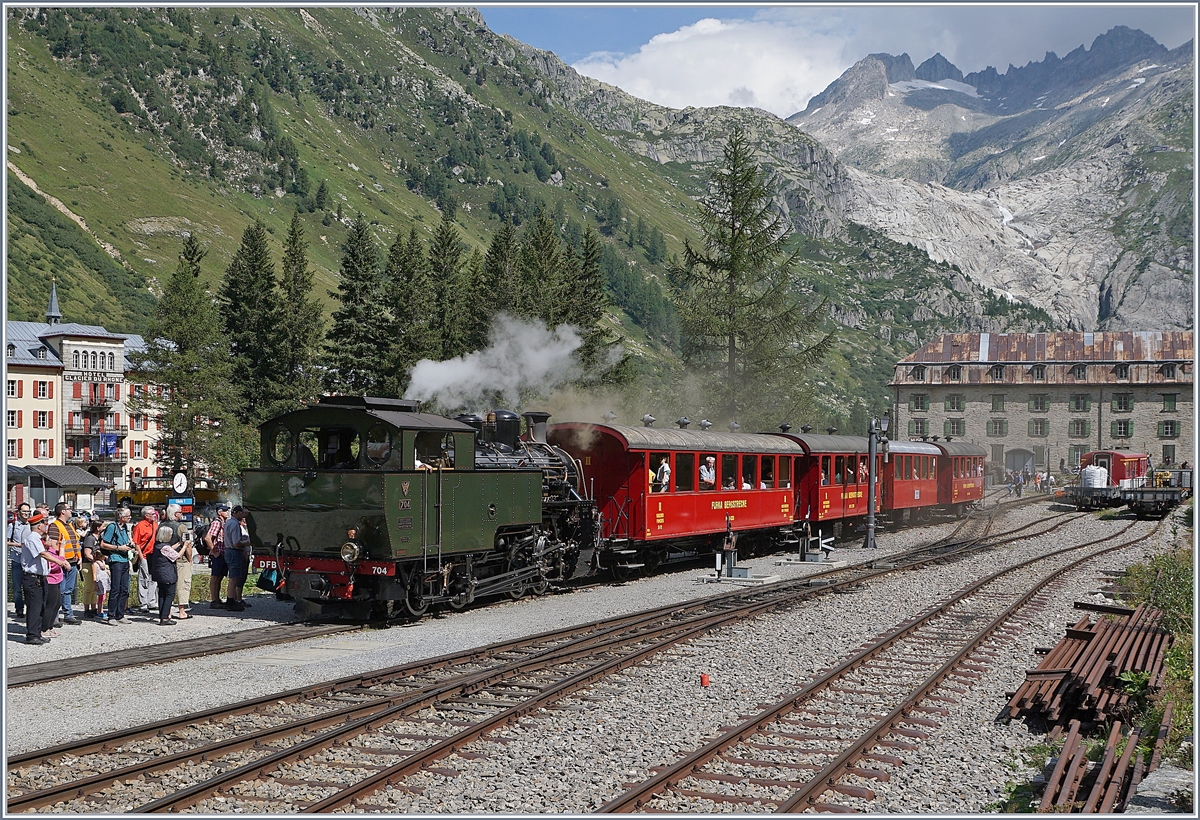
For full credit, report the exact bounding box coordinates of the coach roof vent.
[779,423,792,433]
[603,411,618,423]
[728,421,741,432]
[698,419,713,431]
[801,424,813,434]
[676,417,691,429]
[641,414,656,427]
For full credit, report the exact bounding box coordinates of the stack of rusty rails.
[1038,720,1145,812]
[1006,602,1172,729]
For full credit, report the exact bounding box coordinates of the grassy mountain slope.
[6,6,1057,430]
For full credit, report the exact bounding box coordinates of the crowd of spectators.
[7,500,257,645]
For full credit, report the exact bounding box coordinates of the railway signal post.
[863,413,890,550]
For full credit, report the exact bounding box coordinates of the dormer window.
[990,364,1004,380]
[1114,364,1129,380]
[1072,364,1087,380]
[945,365,961,381]
[1162,363,1176,380]
[1030,364,1046,381]
[5,344,13,357]
[911,365,926,381]
[35,347,46,359]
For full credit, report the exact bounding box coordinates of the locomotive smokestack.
[522,411,551,443]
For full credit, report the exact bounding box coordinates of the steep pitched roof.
[6,321,64,368]
[899,332,1193,364]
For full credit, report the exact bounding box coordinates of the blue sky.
[480,4,1196,117]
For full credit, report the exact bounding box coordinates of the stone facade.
[890,332,1193,476]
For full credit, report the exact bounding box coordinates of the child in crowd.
[92,554,111,623]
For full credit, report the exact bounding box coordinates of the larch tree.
[666,126,833,428]
[128,235,251,481]
[325,215,388,394]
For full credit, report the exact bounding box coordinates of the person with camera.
[164,504,194,620]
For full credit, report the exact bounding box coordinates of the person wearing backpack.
[204,504,231,610]
[7,503,32,619]
[100,507,135,624]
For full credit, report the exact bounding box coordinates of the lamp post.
[864,413,890,550]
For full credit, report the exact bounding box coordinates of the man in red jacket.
[130,506,159,614]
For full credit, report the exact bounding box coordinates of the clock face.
[172,472,188,494]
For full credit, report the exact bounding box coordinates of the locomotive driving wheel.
[403,573,429,617]
[507,578,529,600]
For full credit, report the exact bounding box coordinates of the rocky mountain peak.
[801,54,893,113]
[915,53,964,83]
[867,52,916,83]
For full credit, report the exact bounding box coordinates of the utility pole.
[864,412,891,550]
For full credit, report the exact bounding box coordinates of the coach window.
[650,451,671,492]
[699,453,718,490]
[779,457,792,488]
[905,456,914,481]
[268,426,293,465]
[820,456,832,485]
[742,455,757,489]
[365,423,392,466]
[834,455,846,485]
[760,456,775,488]
[676,453,695,492]
[721,454,737,490]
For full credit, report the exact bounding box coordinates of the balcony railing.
[65,453,129,466]
[64,423,129,436]
[76,398,114,411]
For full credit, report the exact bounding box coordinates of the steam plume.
[404,314,582,410]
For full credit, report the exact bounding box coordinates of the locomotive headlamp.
[340,542,361,563]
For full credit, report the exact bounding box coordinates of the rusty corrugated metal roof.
[898,332,1193,364]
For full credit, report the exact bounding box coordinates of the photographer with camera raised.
[164,504,194,620]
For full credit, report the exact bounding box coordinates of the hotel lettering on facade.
[890,332,1194,476]
[6,284,160,497]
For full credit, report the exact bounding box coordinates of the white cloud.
[574,16,849,118]
[571,6,1195,119]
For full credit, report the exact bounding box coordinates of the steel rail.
[7,502,1081,813]
[596,519,1156,813]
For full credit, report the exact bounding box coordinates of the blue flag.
[101,434,117,456]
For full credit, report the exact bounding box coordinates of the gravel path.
[4,497,1183,813]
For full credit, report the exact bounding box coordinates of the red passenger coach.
[548,423,804,572]
[775,434,881,533]
[882,440,943,523]
[932,441,987,514]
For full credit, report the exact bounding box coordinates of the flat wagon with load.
[1063,450,1150,510]
[1121,467,1193,517]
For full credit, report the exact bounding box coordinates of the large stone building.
[5,284,159,501]
[890,332,1193,476]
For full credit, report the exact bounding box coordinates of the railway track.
[4,496,1058,690]
[5,503,1119,813]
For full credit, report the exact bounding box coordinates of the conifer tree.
[129,236,251,480]
[666,126,833,427]
[428,212,468,359]
[518,210,567,325]
[325,215,388,394]
[462,248,490,353]
[217,220,283,423]
[483,221,521,316]
[271,212,325,413]
[382,226,436,394]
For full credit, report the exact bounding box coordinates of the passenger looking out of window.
[722,476,736,490]
[741,476,753,489]
[699,457,717,490]
[654,456,671,492]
